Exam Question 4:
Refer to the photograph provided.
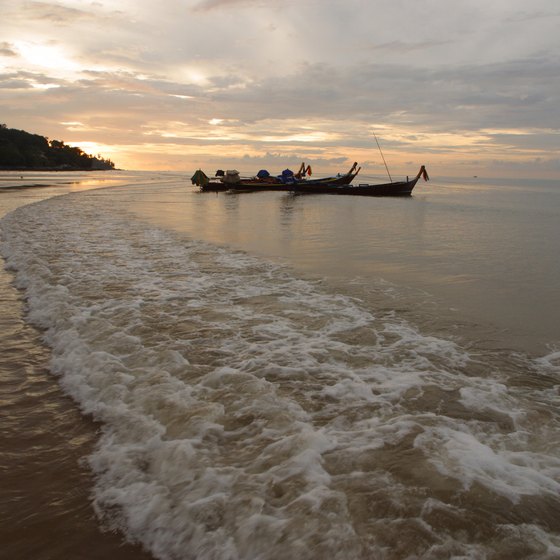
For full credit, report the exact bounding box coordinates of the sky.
[1,0,559,178]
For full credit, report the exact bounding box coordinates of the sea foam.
[1,191,559,559]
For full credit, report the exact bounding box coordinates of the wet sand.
[1,176,156,559]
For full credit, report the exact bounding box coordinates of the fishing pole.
[373,131,393,183]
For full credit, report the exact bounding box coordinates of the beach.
[1,171,559,559]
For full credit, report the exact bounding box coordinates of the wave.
[1,191,559,559]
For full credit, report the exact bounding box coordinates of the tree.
[0,125,116,170]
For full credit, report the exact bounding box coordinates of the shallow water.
[125,175,560,355]
[1,172,559,559]
[0,171,165,559]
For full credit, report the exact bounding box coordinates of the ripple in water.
[1,193,560,559]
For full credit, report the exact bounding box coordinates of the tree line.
[0,124,115,170]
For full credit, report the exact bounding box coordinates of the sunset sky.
[1,0,559,177]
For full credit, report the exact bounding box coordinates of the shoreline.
[0,167,118,172]
[0,182,154,560]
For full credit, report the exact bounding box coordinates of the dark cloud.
[0,77,32,89]
[179,55,556,140]
[0,70,64,89]
[0,42,17,57]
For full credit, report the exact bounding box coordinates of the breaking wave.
[1,191,559,559]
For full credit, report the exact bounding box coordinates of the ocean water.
[1,170,559,559]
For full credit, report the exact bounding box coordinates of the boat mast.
[373,132,392,183]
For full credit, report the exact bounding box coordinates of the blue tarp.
[279,168,295,184]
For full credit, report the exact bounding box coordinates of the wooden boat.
[197,176,287,192]
[192,162,361,192]
[291,166,429,196]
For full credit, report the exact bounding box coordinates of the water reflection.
[126,181,560,354]
[278,193,296,227]
[223,191,241,212]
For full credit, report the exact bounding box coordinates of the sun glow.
[61,121,88,131]
[29,81,60,90]
[15,41,79,72]
[180,67,208,86]
[74,141,115,160]
[260,131,335,143]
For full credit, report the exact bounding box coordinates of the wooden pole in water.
[373,132,393,183]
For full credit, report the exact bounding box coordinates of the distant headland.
[0,124,115,171]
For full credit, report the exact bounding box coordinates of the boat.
[191,162,361,192]
[290,166,429,196]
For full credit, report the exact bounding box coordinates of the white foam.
[2,192,560,559]
[416,427,560,503]
[535,349,560,371]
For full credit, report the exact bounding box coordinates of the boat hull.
[196,165,428,196]
[199,172,358,193]
[291,177,420,196]
[199,180,289,192]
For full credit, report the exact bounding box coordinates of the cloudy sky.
[1,0,559,177]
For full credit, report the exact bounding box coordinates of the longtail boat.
[291,166,429,197]
[191,162,361,192]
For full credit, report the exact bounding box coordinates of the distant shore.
[0,166,117,172]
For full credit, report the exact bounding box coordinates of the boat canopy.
[191,169,209,187]
[223,170,240,184]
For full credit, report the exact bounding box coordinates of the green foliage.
[0,124,115,170]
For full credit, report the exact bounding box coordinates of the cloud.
[504,9,560,22]
[0,70,65,90]
[366,40,453,54]
[0,42,17,57]
[1,0,559,175]
[184,54,560,137]
[19,1,96,23]
[192,0,285,12]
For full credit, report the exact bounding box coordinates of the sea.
[1,169,559,560]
